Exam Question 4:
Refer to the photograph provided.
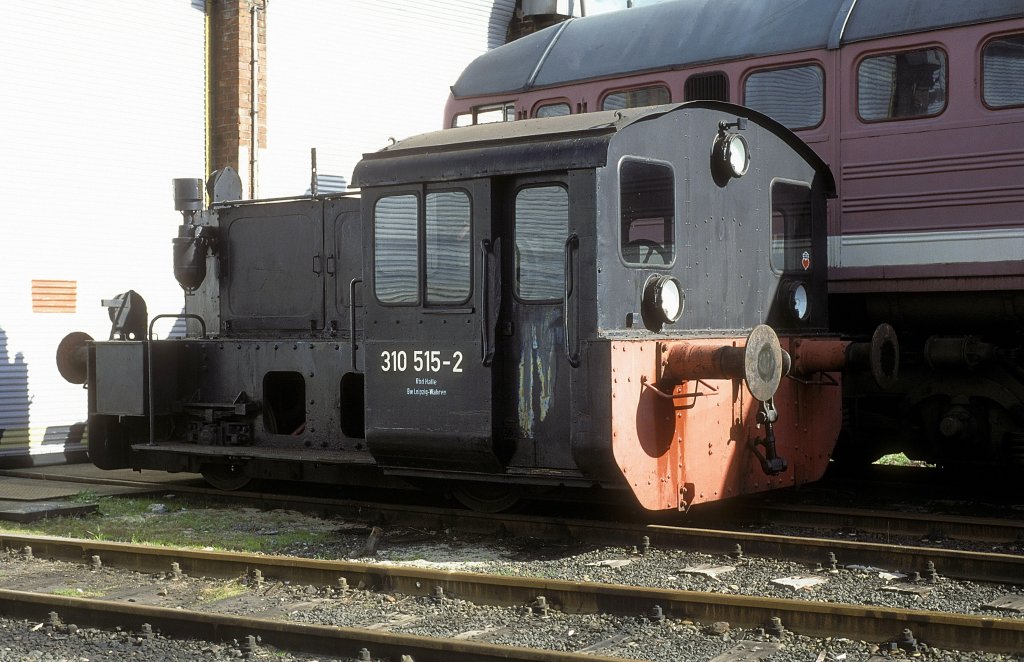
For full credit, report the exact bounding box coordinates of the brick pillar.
[209,0,267,198]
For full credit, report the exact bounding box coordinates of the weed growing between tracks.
[0,494,348,555]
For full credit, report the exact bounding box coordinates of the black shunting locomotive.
[57,102,895,511]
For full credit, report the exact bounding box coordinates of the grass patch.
[52,587,105,598]
[199,579,249,603]
[874,452,934,467]
[0,496,339,554]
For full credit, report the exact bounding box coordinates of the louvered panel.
[31,280,77,314]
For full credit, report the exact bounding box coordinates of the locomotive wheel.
[451,483,521,513]
[201,464,251,491]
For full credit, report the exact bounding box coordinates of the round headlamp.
[785,281,810,322]
[712,131,750,183]
[642,275,684,328]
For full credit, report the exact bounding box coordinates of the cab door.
[364,181,503,472]
[497,177,575,469]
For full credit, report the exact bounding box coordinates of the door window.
[515,186,569,301]
[425,191,472,304]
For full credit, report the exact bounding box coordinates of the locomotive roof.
[452,0,1024,98]
[352,101,835,195]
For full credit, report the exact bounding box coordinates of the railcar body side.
[446,0,1024,471]
[62,103,867,510]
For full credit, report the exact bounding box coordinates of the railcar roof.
[352,101,835,195]
[452,0,1023,98]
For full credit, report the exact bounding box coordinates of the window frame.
[599,84,671,112]
[371,187,475,307]
[742,62,826,131]
[768,178,813,276]
[981,31,1024,111]
[424,188,474,307]
[855,45,949,124]
[372,192,421,306]
[532,98,572,118]
[618,156,677,269]
[512,183,571,304]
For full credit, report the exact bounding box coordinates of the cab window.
[620,159,674,267]
[601,85,670,111]
[425,191,472,304]
[770,181,812,274]
[983,34,1024,108]
[373,194,419,304]
[515,186,568,301]
[858,48,947,121]
[374,191,473,305]
[744,65,824,130]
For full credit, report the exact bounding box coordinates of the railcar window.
[425,191,472,304]
[620,159,675,267]
[374,194,419,304]
[983,34,1024,108]
[744,65,824,130]
[601,86,670,111]
[684,72,729,102]
[515,186,569,301]
[453,113,472,127]
[770,181,812,274]
[858,48,947,121]
[535,103,571,118]
[474,102,516,124]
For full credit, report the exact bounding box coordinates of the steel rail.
[0,467,1019,583]
[1,534,1020,653]
[730,502,1024,543]
[0,588,625,662]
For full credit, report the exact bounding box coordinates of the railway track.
[2,468,1021,585]
[1,533,1021,657]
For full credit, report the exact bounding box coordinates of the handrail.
[480,239,496,366]
[563,233,580,368]
[349,278,362,372]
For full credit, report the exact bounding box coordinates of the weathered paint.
[610,337,841,511]
[516,317,559,438]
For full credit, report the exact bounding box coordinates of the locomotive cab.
[353,102,854,511]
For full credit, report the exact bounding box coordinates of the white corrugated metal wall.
[0,0,516,464]
[261,0,516,196]
[0,1,205,462]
